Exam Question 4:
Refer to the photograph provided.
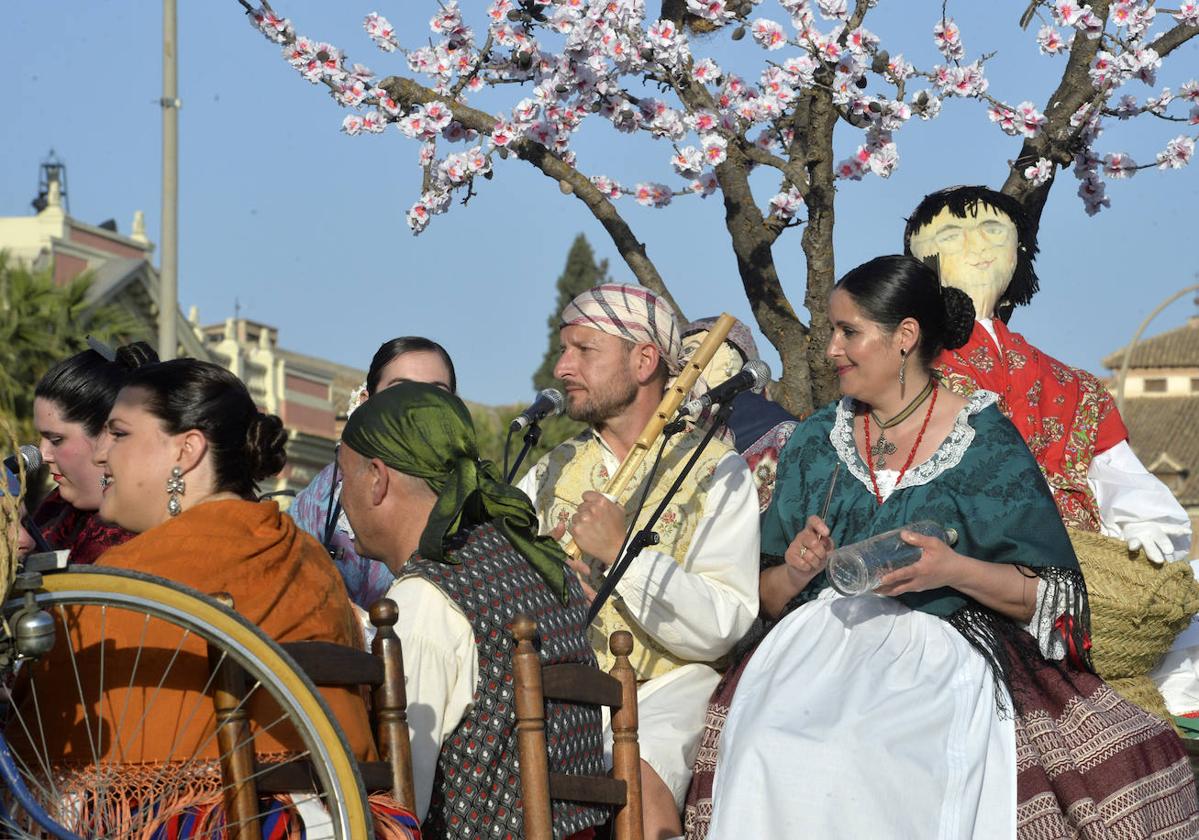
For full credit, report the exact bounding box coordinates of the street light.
[1115,281,1199,414]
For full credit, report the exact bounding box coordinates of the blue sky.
[4,2,1197,406]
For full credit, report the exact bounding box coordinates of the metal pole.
[1115,283,1199,414]
[158,0,179,360]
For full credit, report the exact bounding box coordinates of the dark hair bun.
[115,341,160,370]
[245,413,288,481]
[941,286,976,350]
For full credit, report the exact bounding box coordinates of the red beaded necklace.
[862,386,938,505]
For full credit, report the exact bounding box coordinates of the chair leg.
[609,630,644,840]
[207,640,261,839]
[370,598,417,810]
[513,614,554,840]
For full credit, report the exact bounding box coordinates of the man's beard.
[566,374,639,426]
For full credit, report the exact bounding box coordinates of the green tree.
[0,251,143,441]
[532,234,609,392]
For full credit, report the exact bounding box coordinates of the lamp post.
[1115,282,1199,414]
[158,0,180,360]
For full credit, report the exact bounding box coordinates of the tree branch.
[376,75,684,317]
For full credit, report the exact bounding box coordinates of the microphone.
[509,389,565,432]
[678,359,771,419]
[4,445,43,477]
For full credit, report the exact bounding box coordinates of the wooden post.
[370,598,417,810]
[609,630,644,840]
[207,593,260,839]
[512,614,553,840]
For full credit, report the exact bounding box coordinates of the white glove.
[1123,522,1177,565]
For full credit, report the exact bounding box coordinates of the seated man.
[516,284,760,840]
[337,381,606,838]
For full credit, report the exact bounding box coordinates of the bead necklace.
[867,376,935,470]
[863,386,938,505]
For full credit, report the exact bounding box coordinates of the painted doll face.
[908,203,1017,320]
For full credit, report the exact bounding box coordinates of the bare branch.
[1149,20,1199,59]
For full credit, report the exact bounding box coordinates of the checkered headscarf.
[560,283,683,374]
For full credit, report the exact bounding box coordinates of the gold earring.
[167,466,185,517]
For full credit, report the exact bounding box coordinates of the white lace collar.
[829,389,999,498]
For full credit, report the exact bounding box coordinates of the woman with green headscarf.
[337,382,606,838]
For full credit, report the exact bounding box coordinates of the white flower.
[671,146,704,179]
[341,114,364,135]
[407,201,432,233]
[633,182,673,208]
[751,19,788,50]
[692,58,722,85]
[1156,135,1195,169]
[1036,25,1069,54]
[430,2,464,37]
[989,104,1018,135]
[769,186,804,218]
[817,0,848,20]
[1173,0,1199,24]
[491,120,518,147]
[886,54,914,82]
[702,134,728,166]
[911,90,942,120]
[590,175,623,199]
[933,18,964,62]
[1016,102,1046,137]
[835,155,866,180]
[1089,51,1117,88]
[346,382,369,416]
[782,55,819,87]
[1077,173,1110,215]
[691,172,719,197]
[647,19,679,49]
[1102,152,1138,178]
[1024,158,1054,185]
[1053,1,1086,27]
[250,8,293,44]
[1181,80,1199,103]
[424,101,454,131]
[364,12,399,52]
[866,142,899,178]
[686,0,732,23]
[361,110,388,133]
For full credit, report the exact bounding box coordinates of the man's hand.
[550,521,598,603]
[568,491,627,571]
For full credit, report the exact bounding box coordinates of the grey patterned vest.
[404,520,607,840]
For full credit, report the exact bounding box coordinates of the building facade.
[1105,312,1199,555]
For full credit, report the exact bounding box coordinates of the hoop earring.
[899,348,908,388]
[167,466,185,517]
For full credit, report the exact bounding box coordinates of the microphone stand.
[586,400,735,624]
[505,420,543,484]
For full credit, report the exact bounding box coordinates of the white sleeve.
[385,577,479,823]
[612,452,760,661]
[1088,440,1192,555]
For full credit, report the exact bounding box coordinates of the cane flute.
[563,313,737,577]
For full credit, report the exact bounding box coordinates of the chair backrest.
[206,596,416,837]
[511,613,644,840]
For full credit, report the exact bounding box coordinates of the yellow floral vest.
[527,427,731,680]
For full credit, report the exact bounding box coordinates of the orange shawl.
[13,499,376,766]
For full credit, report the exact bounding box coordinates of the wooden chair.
[511,614,644,840]
[207,597,415,838]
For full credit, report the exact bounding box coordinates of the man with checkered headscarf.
[516,283,760,839]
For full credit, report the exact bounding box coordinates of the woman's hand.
[784,515,835,585]
[874,529,962,597]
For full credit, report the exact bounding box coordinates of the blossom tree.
[237,0,1198,414]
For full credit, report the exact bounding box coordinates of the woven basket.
[1070,527,1199,723]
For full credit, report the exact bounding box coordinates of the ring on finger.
[798,545,808,559]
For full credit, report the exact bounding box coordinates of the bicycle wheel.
[0,566,371,839]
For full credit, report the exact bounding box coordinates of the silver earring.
[166,466,185,517]
[899,349,908,387]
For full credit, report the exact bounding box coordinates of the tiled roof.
[1103,318,1199,370]
[1121,395,1199,506]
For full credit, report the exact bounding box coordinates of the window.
[1143,378,1167,393]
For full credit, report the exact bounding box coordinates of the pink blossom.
[691,172,719,197]
[465,145,490,174]
[1102,152,1138,178]
[647,19,679,49]
[1156,136,1195,169]
[1036,25,1069,55]
[249,8,293,44]
[1173,0,1199,24]
[769,187,805,218]
[911,90,942,120]
[397,113,430,139]
[1024,158,1054,185]
[671,146,704,179]
[335,79,370,108]
[442,121,467,143]
[364,12,399,52]
[1053,1,1086,27]
[817,0,849,20]
[1181,80,1199,103]
[751,19,788,51]
[989,104,1017,135]
[1076,174,1110,215]
[782,56,819,87]
[419,142,436,166]
[1016,102,1046,138]
[702,135,728,166]
[834,156,866,181]
[487,0,513,23]
[686,0,732,23]
[692,58,722,85]
[424,101,454,131]
[846,27,879,56]
[933,18,964,62]
[1109,1,1134,27]
[691,111,719,133]
[1089,51,1117,88]
[376,90,402,116]
[590,175,622,199]
[1076,10,1104,38]
[360,109,388,133]
[440,153,470,184]
[341,114,364,136]
[886,54,914,82]
[633,182,673,208]
[407,201,431,233]
[866,142,899,178]
[492,120,518,147]
[1191,106,1199,125]
[430,2,465,37]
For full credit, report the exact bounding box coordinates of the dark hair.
[122,359,287,498]
[35,341,160,437]
[835,255,975,367]
[903,185,1040,322]
[365,336,457,395]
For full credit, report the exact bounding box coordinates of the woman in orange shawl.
[10,359,418,839]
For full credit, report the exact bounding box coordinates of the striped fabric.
[561,283,683,373]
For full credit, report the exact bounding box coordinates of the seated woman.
[290,336,457,608]
[687,256,1196,838]
[11,359,418,838]
[27,341,158,562]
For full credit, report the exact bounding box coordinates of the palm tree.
[0,251,142,440]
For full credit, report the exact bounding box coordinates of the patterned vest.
[403,521,606,840]
[527,427,731,679]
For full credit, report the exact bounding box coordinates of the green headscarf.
[341,382,569,602]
